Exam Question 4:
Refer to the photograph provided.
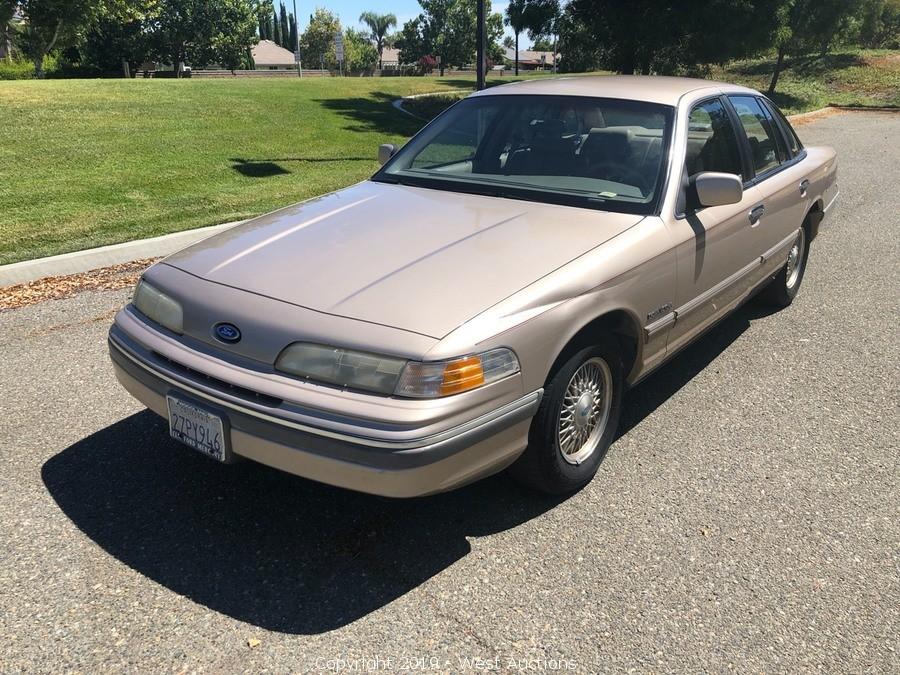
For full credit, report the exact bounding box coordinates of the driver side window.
[686,99,744,180]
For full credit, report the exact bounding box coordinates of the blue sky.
[288,1,525,46]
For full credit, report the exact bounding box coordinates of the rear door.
[726,95,810,273]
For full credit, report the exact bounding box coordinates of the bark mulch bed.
[0,258,159,311]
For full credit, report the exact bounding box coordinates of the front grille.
[152,352,283,408]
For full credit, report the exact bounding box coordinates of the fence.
[189,69,330,78]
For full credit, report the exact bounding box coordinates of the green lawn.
[1,52,897,265]
[715,49,900,114]
[0,76,488,265]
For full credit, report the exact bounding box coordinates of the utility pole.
[476,0,485,90]
[293,0,302,77]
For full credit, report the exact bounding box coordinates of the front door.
[666,97,767,355]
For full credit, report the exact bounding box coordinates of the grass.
[0,76,489,264]
[715,49,900,114]
[0,51,897,264]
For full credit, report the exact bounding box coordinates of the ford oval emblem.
[213,322,241,344]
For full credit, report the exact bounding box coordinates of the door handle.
[799,179,810,196]
[749,204,765,225]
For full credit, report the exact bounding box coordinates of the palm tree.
[505,0,527,76]
[358,11,396,70]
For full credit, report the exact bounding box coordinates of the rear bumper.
[108,328,541,497]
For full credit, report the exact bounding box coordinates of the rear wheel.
[510,339,623,494]
[759,226,809,308]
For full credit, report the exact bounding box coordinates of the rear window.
[729,95,786,175]
[763,99,803,157]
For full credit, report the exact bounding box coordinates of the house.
[503,48,559,70]
[251,40,296,70]
[380,47,401,69]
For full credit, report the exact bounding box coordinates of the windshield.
[374,94,674,215]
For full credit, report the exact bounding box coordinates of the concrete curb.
[787,106,835,121]
[0,220,242,287]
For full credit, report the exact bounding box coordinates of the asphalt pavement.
[1,111,898,673]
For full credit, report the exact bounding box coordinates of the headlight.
[275,344,519,398]
[132,279,184,334]
[275,343,407,395]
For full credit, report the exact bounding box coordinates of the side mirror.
[378,143,397,166]
[692,172,743,208]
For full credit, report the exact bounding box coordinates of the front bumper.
[108,325,541,497]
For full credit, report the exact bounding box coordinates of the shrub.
[0,57,35,79]
[0,53,59,79]
[417,54,436,74]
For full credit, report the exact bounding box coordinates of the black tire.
[758,225,810,308]
[509,338,624,494]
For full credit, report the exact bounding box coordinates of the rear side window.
[729,95,786,175]
[685,99,744,179]
[764,99,803,157]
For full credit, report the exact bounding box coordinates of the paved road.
[1,112,898,673]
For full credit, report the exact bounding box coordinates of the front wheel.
[759,226,810,308]
[509,339,624,494]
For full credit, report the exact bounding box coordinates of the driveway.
[1,111,897,672]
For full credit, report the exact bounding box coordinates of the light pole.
[476,0,485,90]
[293,0,302,77]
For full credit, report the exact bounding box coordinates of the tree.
[396,15,427,66]
[288,10,296,49]
[17,0,104,77]
[2,0,17,62]
[342,26,377,71]
[358,10,396,69]
[278,1,287,46]
[396,0,502,75]
[207,0,256,71]
[151,0,258,74]
[859,0,900,47]
[504,0,526,74]
[299,7,339,69]
[766,0,863,94]
[271,4,280,44]
[567,0,780,76]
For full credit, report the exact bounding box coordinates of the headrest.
[581,127,634,160]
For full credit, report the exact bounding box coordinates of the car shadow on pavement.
[618,298,781,438]
[41,414,566,634]
[42,298,779,635]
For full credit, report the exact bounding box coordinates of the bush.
[0,54,59,80]
[417,54,437,74]
[0,58,35,80]
[402,92,466,120]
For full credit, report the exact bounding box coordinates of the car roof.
[469,75,761,106]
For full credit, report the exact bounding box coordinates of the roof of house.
[251,40,295,67]
[469,75,760,106]
[504,48,558,65]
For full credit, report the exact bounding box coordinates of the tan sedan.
[109,76,839,496]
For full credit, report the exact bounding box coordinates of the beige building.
[251,40,296,70]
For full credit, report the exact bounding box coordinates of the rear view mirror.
[692,172,743,208]
[378,143,397,166]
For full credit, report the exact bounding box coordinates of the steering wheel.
[587,161,648,196]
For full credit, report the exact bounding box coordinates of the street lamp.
[476,0,485,90]
[293,0,302,77]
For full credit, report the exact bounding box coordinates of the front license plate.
[166,395,227,462]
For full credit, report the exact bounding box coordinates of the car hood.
[164,181,643,338]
